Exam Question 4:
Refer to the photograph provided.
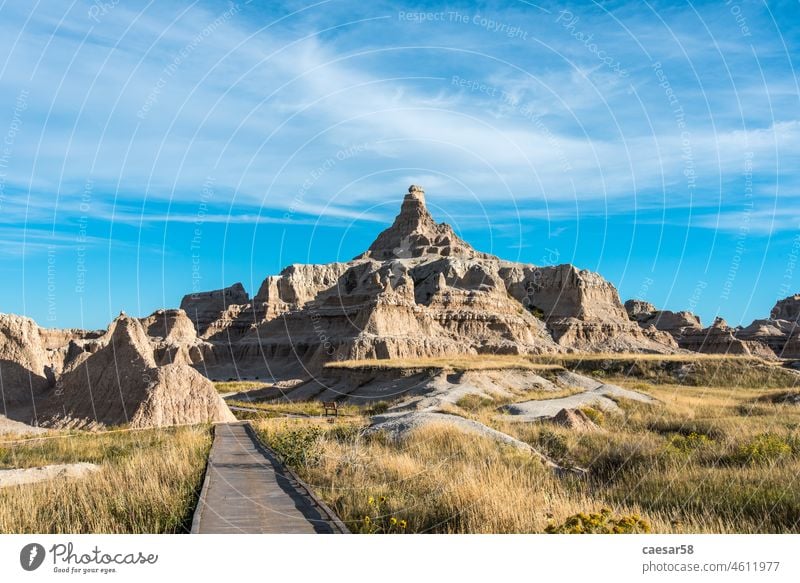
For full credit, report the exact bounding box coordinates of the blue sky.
[0,0,798,330]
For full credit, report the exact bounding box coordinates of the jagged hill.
[39,315,233,428]
[181,185,676,379]
[358,184,489,260]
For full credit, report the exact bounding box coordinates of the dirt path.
[190,422,348,534]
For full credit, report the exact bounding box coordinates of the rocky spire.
[359,185,488,260]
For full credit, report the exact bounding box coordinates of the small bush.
[269,426,323,468]
[731,433,792,466]
[355,496,408,534]
[667,432,711,454]
[537,429,569,463]
[545,508,651,534]
[580,407,604,426]
[648,420,725,440]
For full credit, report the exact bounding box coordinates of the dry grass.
[252,361,800,533]
[0,426,211,533]
[213,380,271,394]
[326,353,798,389]
[228,399,363,418]
[530,352,772,363]
[327,356,563,372]
[254,418,665,533]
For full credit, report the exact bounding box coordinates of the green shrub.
[268,426,323,468]
[667,432,711,454]
[545,508,651,534]
[355,495,408,534]
[732,433,792,466]
[580,407,604,426]
[648,420,725,440]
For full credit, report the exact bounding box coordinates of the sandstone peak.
[359,185,489,261]
[771,294,800,322]
[711,316,730,330]
[407,184,425,203]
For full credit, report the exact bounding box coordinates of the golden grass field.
[252,357,800,534]
[0,426,211,534]
[327,355,564,371]
[327,352,771,370]
[0,354,797,534]
[213,380,271,394]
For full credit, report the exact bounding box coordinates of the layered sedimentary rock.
[678,317,774,357]
[501,265,677,351]
[625,302,777,358]
[358,184,488,261]
[185,185,677,378]
[624,299,703,337]
[254,263,354,320]
[179,282,251,338]
[771,295,800,322]
[139,308,217,367]
[737,295,800,358]
[0,314,52,409]
[40,315,233,428]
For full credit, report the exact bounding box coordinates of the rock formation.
[358,185,488,261]
[39,315,234,428]
[552,408,601,432]
[184,185,678,379]
[737,295,800,358]
[771,295,800,322]
[624,300,778,358]
[180,282,251,338]
[677,317,773,357]
[624,299,702,337]
[0,314,52,411]
[139,308,216,367]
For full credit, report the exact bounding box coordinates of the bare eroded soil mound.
[40,315,234,429]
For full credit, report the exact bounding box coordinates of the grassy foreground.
[0,426,211,534]
[249,359,800,534]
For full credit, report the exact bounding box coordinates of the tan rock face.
[358,185,489,261]
[184,185,677,378]
[736,296,800,358]
[624,299,702,334]
[0,313,51,408]
[180,282,250,337]
[501,265,674,352]
[39,315,234,428]
[623,299,777,357]
[552,408,601,432]
[254,262,354,321]
[624,299,656,317]
[771,295,800,322]
[139,308,216,366]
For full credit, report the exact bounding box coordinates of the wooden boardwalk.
[191,422,348,534]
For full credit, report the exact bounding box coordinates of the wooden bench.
[322,401,339,417]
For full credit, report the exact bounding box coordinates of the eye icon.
[20,543,46,571]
